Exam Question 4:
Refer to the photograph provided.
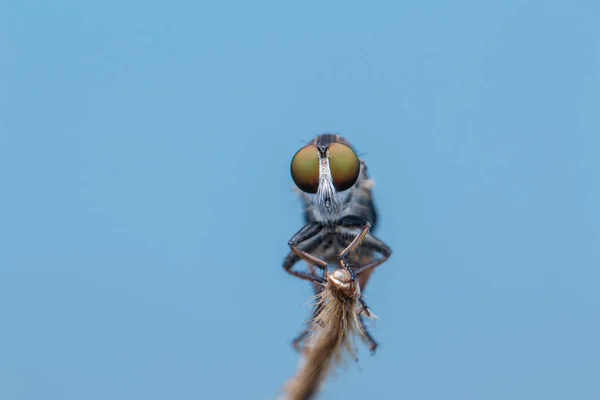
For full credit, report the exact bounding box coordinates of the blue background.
[1,1,599,399]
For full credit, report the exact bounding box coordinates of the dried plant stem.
[284,269,372,400]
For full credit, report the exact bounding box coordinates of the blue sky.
[1,1,599,399]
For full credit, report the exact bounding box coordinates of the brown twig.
[283,269,374,400]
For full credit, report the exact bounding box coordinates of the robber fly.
[283,133,392,352]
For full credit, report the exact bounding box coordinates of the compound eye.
[328,143,360,192]
[291,145,319,193]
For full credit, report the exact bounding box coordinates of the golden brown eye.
[328,143,360,192]
[291,145,319,193]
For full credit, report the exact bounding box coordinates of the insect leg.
[284,224,332,352]
[290,246,328,271]
[338,216,372,260]
[358,296,374,318]
[283,223,326,283]
[336,216,372,280]
[358,314,379,354]
[353,234,392,276]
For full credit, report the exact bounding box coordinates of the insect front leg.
[336,216,373,280]
[284,223,333,353]
[283,222,326,283]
